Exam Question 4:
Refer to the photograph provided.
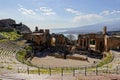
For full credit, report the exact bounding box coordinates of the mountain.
[52,19,120,34]
[0,18,31,33]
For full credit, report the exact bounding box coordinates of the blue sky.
[0,0,120,30]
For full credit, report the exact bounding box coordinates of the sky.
[0,0,120,31]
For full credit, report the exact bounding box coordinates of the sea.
[50,29,78,40]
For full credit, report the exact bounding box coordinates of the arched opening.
[51,37,56,46]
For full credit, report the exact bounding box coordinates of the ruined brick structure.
[101,26,120,51]
[22,33,32,41]
[104,34,120,51]
[78,33,104,52]
[77,26,120,52]
[51,34,66,46]
[32,29,50,45]
[22,27,71,52]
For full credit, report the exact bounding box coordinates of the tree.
[66,34,75,41]
[66,34,77,45]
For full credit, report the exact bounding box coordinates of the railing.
[16,65,120,76]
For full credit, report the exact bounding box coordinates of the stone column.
[86,39,88,49]
[104,35,108,51]
[82,39,84,49]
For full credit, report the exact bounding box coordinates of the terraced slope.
[105,50,120,69]
[0,41,27,73]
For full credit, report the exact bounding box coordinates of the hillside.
[52,19,120,34]
[0,31,21,40]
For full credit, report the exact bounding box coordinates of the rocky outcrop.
[0,18,31,33]
[0,18,16,27]
[0,19,15,31]
[15,24,32,33]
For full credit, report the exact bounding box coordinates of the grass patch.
[16,48,35,68]
[0,66,4,68]
[29,67,74,74]
[0,31,21,40]
[24,45,32,51]
[96,51,113,67]
[6,66,12,70]
[0,39,7,42]
[16,49,26,63]
[13,61,17,64]
[29,69,50,74]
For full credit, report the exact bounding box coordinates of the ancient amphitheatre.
[0,19,120,80]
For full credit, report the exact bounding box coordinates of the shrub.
[24,46,32,51]
[16,50,26,62]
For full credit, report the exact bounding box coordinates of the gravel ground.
[31,54,101,67]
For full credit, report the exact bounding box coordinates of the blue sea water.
[50,29,78,40]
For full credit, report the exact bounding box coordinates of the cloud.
[100,10,110,16]
[74,14,102,22]
[39,7,56,16]
[18,8,36,15]
[100,10,120,16]
[72,9,120,26]
[66,8,81,15]
[73,14,103,26]
[111,10,120,14]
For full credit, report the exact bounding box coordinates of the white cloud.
[74,14,102,22]
[71,9,120,27]
[100,10,120,16]
[73,14,103,26]
[40,7,52,12]
[111,10,120,14]
[18,8,36,15]
[66,8,81,15]
[100,10,110,16]
[39,7,56,16]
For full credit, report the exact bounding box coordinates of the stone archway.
[51,37,56,46]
